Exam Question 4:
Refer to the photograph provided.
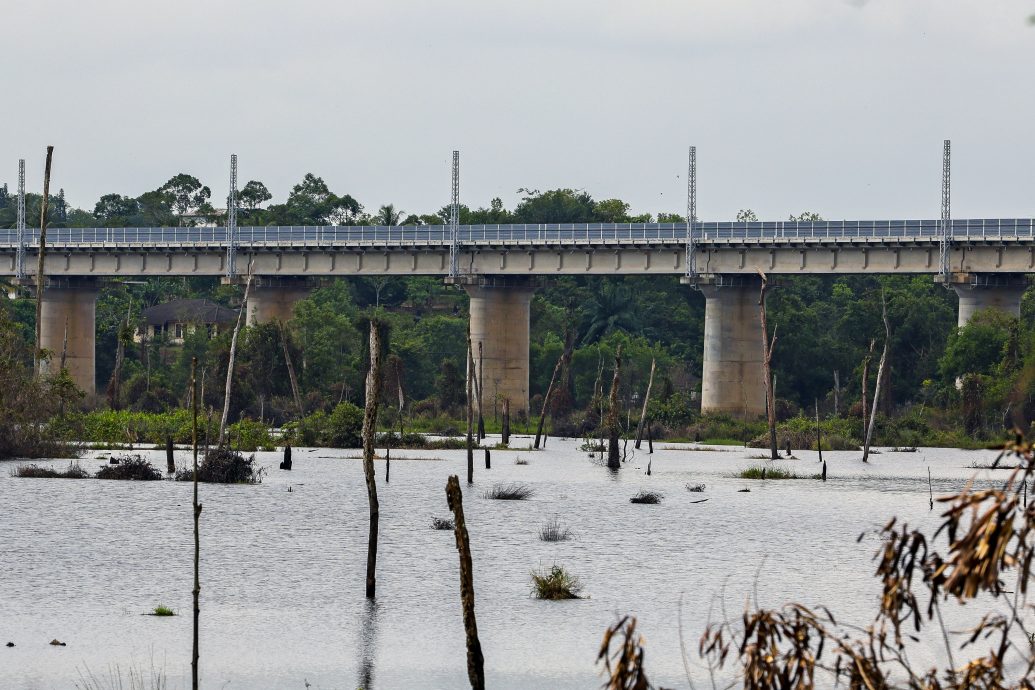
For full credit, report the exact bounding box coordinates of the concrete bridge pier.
[460,277,536,416]
[697,275,767,418]
[245,277,315,325]
[949,274,1027,327]
[38,277,99,396]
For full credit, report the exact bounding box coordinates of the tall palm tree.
[375,204,403,226]
[581,282,642,345]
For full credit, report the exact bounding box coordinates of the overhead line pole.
[938,139,951,284]
[449,150,460,279]
[16,159,25,280]
[226,154,238,278]
[684,145,698,287]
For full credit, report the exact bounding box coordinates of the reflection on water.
[0,438,1008,689]
[357,598,380,690]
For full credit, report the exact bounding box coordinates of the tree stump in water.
[166,436,175,473]
[280,444,292,470]
[446,475,485,690]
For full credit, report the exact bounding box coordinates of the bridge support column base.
[948,273,1027,327]
[463,277,535,417]
[245,277,316,325]
[699,275,766,419]
[38,277,99,397]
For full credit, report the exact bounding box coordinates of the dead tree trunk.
[862,293,891,463]
[477,342,485,441]
[605,344,623,470]
[218,269,253,446]
[59,316,68,372]
[362,320,385,598]
[107,307,131,410]
[535,349,565,449]
[34,146,54,374]
[501,398,511,446]
[445,475,485,690]
[833,370,841,417]
[634,357,656,449]
[277,321,305,420]
[190,357,201,690]
[861,339,875,443]
[758,272,779,460]
[466,336,475,485]
[815,399,823,463]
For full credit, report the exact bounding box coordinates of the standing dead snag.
[605,344,623,470]
[445,475,485,690]
[633,357,656,450]
[758,271,778,461]
[278,320,304,420]
[861,338,875,441]
[862,292,890,463]
[534,326,576,449]
[466,335,475,485]
[33,146,54,374]
[190,357,201,690]
[362,319,386,599]
[477,342,485,441]
[217,267,253,447]
[501,398,511,446]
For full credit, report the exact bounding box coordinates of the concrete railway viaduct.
[3,218,1033,416]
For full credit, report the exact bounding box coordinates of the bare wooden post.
[647,420,654,454]
[605,344,623,470]
[758,271,779,461]
[862,293,890,463]
[634,357,656,449]
[484,447,490,469]
[445,475,485,690]
[165,436,174,473]
[466,336,475,485]
[33,146,54,373]
[815,399,823,464]
[362,320,385,598]
[501,398,510,446]
[218,268,253,446]
[278,321,304,420]
[190,357,201,690]
[477,341,485,441]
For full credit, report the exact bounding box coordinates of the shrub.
[226,419,274,452]
[431,517,454,530]
[483,482,535,500]
[96,455,163,481]
[538,518,573,542]
[13,462,89,479]
[325,402,364,448]
[531,565,583,600]
[629,490,663,504]
[685,483,706,492]
[175,448,262,484]
[739,465,797,480]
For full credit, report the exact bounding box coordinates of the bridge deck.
[1,219,1033,249]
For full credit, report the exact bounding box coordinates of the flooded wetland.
[1,439,1010,689]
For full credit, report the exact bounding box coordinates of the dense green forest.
[2,170,1034,449]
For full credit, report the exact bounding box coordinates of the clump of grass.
[175,448,263,484]
[531,565,583,600]
[889,446,918,453]
[580,441,605,452]
[149,605,176,616]
[483,482,535,500]
[96,455,163,481]
[538,518,574,542]
[685,483,706,492]
[739,465,797,479]
[13,462,90,479]
[514,458,530,466]
[701,437,743,446]
[431,517,455,530]
[630,490,663,504]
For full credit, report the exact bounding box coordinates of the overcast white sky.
[4,0,1034,221]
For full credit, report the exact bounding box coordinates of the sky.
[3,0,1034,222]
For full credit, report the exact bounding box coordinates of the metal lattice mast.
[15,159,26,280]
[938,139,951,282]
[448,150,460,278]
[684,146,697,283]
[226,153,238,278]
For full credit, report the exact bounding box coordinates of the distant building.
[136,298,238,344]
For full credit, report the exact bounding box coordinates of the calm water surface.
[0,438,1012,689]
